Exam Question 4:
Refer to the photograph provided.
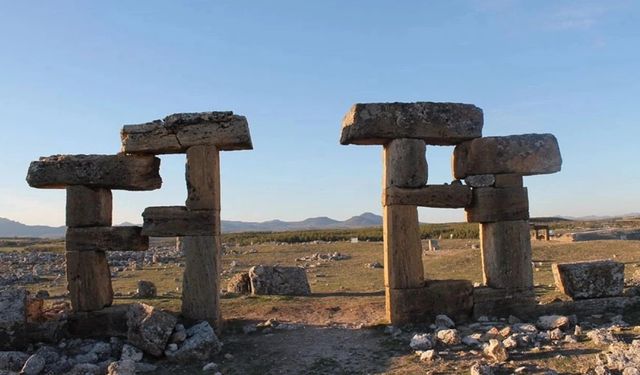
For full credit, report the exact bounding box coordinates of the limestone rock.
[107,360,136,375]
[66,186,112,227]
[136,281,157,298]
[142,206,218,237]
[120,344,143,362]
[383,185,472,208]
[0,288,26,331]
[121,111,252,153]
[437,329,461,345]
[465,174,495,188]
[410,333,435,350]
[470,362,495,375]
[384,138,427,188]
[26,154,162,191]
[0,351,29,372]
[552,260,624,299]
[20,354,45,375]
[536,315,570,330]
[66,226,148,252]
[419,349,437,362]
[435,314,455,329]
[484,339,508,362]
[340,102,483,146]
[453,133,562,179]
[66,250,113,312]
[249,265,311,296]
[227,273,251,294]
[166,321,221,362]
[126,303,177,357]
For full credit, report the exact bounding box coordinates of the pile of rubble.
[295,252,350,263]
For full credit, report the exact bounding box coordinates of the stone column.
[383,138,427,323]
[181,145,222,327]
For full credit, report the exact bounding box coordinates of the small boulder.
[20,354,45,375]
[227,273,251,294]
[536,315,570,330]
[166,321,221,362]
[126,303,177,357]
[420,349,437,362]
[0,351,29,372]
[249,265,311,295]
[410,333,435,350]
[0,288,27,333]
[120,344,143,362]
[470,362,495,375]
[552,260,624,299]
[435,314,455,329]
[107,360,136,375]
[484,339,508,362]
[135,281,157,298]
[437,329,461,345]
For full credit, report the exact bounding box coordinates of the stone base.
[67,304,130,338]
[386,280,473,325]
[472,287,536,319]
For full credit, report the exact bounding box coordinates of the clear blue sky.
[1,1,638,226]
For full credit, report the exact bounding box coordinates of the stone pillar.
[383,138,427,323]
[181,145,222,328]
[65,186,114,311]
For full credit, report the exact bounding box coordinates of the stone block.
[466,187,529,223]
[0,288,26,331]
[383,205,423,289]
[67,304,130,338]
[452,133,561,179]
[27,154,161,191]
[385,280,473,325]
[384,185,472,208]
[494,174,523,187]
[66,251,113,312]
[383,138,427,188]
[121,111,252,154]
[142,206,218,237]
[185,145,220,210]
[127,303,177,357]
[464,174,495,188]
[66,226,148,252]
[552,260,624,299]
[472,287,536,320]
[340,102,483,145]
[66,186,112,227]
[248,265,311,296]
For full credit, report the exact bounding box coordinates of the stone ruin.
[340,101,565,324]
[26,111,252,329]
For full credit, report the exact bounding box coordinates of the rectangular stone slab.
[27,154,161,191]
[384,185,472,208]
[185,145,221,211]
[121,111,252,154]
[386,280,473,325]
[340,102,483,146]
[66,250,113,312]
[66,186,112,227]
[466,187,529,223]
[452,133,561,179]
[552,260,624,300]
[472,287,536,320]
[66,226,148,252]
[142,206,219,237]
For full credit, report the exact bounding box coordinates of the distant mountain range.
[0,212,384,238]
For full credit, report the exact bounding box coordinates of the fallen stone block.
[386,279,474,325]
[142,206,218,237]
[552,260,624,299]
[66,186,112,227]
[384,185,472,208]
[466,187,529,223]
[453,133,561,179]
[66,226,148,252]
[121,111,252,154]
[126,303,177,357]
[340,102,483,145]
[249,265,311,296]
[26,154,162,191]
[165,321,221,362]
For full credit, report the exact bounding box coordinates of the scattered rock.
[549,328,565,340]
[420,349,437,362]
[249,265,311,295]
[166,321,221,362]
[365,262,383,269]
[410,333,435,350]
[435,314,455,329]
[536,315,570,330]
[120,344,143,362]
[470,362,494,375]
[20,353,45,375]
[67,363,101,375]
[587,328,618,345]
[437,329,461,345]
[203,361,218,371]
[484,339,508,362]
[107,359,136,375]
[0,351,29,371]
[227,273,251,294]
[135,281,157,298]
[126,303,177,357]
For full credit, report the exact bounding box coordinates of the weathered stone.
[0,351,29,372]
[466,187,529,223]
[66,227,148,252]
[120,344,143,362]
[126,303,177,357]
[135,281,157,298]
[386,280,474,325]
[66,251,113,312]
[67,304,129,338]
[66,186,112,227]
[249,265,311,296]
[470,362,495,375]
[227,273,251,294]
[181,236,222,327]
[185,145,221,210]
[410,333,435,350]
[26,154,162,191]
[384,138,427,188]
[121,111,252,154]
[142,206,218,237]
[552,260,624,299]
[384,185,472,208]
[68,363,101,375]
[464,174,495,188]
[340,102,483,145]
[165,321,221,362]
[0,288,26,331]
[479,221,533,291]
[494,174,523,187]
[437,328,461,345]
[453,133,561,179]
[20,354,45,375]
[107,360,136,375]
[472,287,536,320]
[536,315,570,330]
[435,314,455,328]
[383,205,423,291]
[484,339,508,362]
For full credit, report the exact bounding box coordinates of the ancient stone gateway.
[26,112,252,329]
[340,102,562,324]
